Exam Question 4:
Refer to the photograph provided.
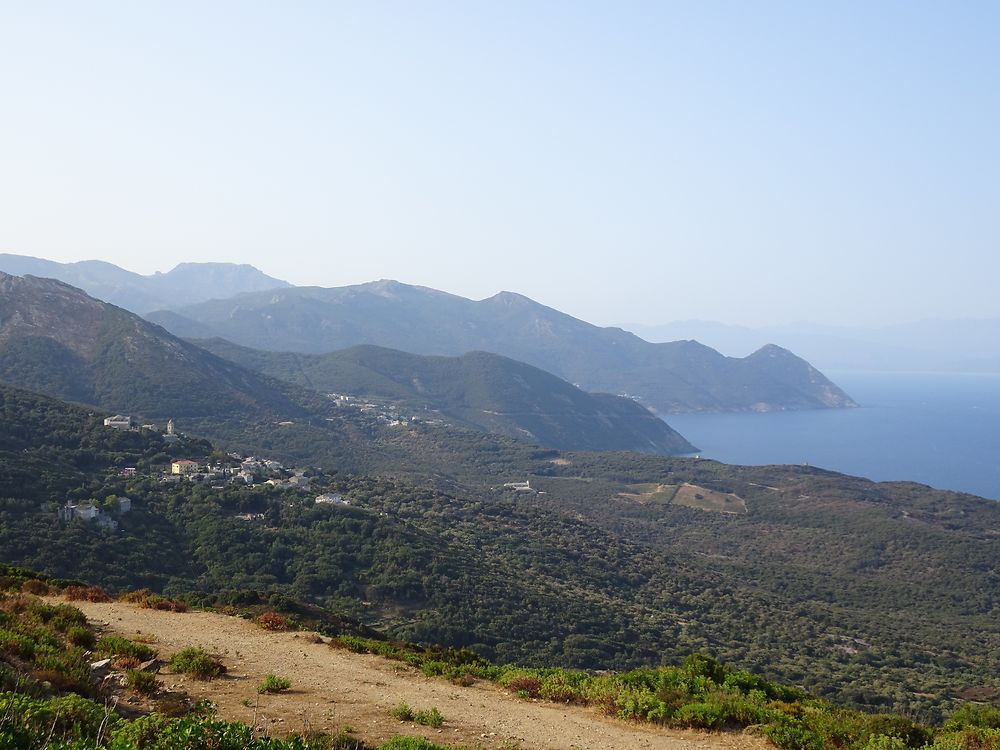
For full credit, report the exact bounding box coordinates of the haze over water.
[664,371,1000,500]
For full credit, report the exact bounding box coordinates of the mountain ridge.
[0,272,694,455]
[146,280,858,414]
[0,253,290,314]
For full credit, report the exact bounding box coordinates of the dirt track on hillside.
[63,599,771,750]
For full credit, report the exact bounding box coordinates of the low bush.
[390,702,414,721]
[124,668,160,696]
[20,580,49,596]
[500,672,542,699]
[379,737,450,750]
[944,704,1000,732]
[97,634,156,662]
[63,585,111,603]
[256,611,294,631]
[66,624,96,649]
[258,673,291,693]
[168,647,226,679]
[413,707,444,728]
[119,588,190,613]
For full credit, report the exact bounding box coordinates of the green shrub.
[0,628,35,659]
[169,647,226,679]
[390,702,414,721]
[614,687,670,723]
[257,673,291,693]
[379,736,450,750]
[944,704,1000,731]
[540,672,582,704]
[66,625,96,649]
[760,718,827,750]
[124,668,160,696]
[862,735,909,750]
[110,713,171,748]
[862,714,934,748]
[97,634,156,662]
[674,699,728,729]
[682,653,727,685]
[413,707,444,728]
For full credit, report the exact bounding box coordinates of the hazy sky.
[1,2,997,327]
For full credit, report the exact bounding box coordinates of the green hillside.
[0,273,325,420]
[0,380,997,722]
[196,339,695,454]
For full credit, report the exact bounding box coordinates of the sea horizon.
[663,369,1000,501]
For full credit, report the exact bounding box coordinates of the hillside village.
[52,414,351,532]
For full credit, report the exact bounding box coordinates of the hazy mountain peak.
[0,254,290,314]
[487,290,533,305]
[748,343,795,358]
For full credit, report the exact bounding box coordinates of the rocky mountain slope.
[148,280,858,414]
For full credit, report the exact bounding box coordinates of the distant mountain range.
[0,272,692,454]
[625,319,1000,373]
[196,339,695,454]
[0,253,289,314]
[146,280,857,414]
[0,254,857,414]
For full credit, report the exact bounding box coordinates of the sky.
[1,1,997,327]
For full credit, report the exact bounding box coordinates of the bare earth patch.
[59,599,769,750]
[618,484,679,504]
[673,484,748,514]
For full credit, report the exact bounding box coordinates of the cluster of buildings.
[326,393,444,428]
[103,415,180,445]
[164,455,313,490]
[101,413,349,511]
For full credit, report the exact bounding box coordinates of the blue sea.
[664,371,1000,500]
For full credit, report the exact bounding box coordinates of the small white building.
[503,480,535,493]
[103,415,134,430]
[117,496,132,513]
[315,493,346,505]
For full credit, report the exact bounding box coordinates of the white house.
[503,480,535,493]
[315,493,346,505]
[103,415,134,430]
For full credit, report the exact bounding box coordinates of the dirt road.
[64,599,769,750]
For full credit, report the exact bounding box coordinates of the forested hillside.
[1,381,997,722]
[196,339,695,453]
